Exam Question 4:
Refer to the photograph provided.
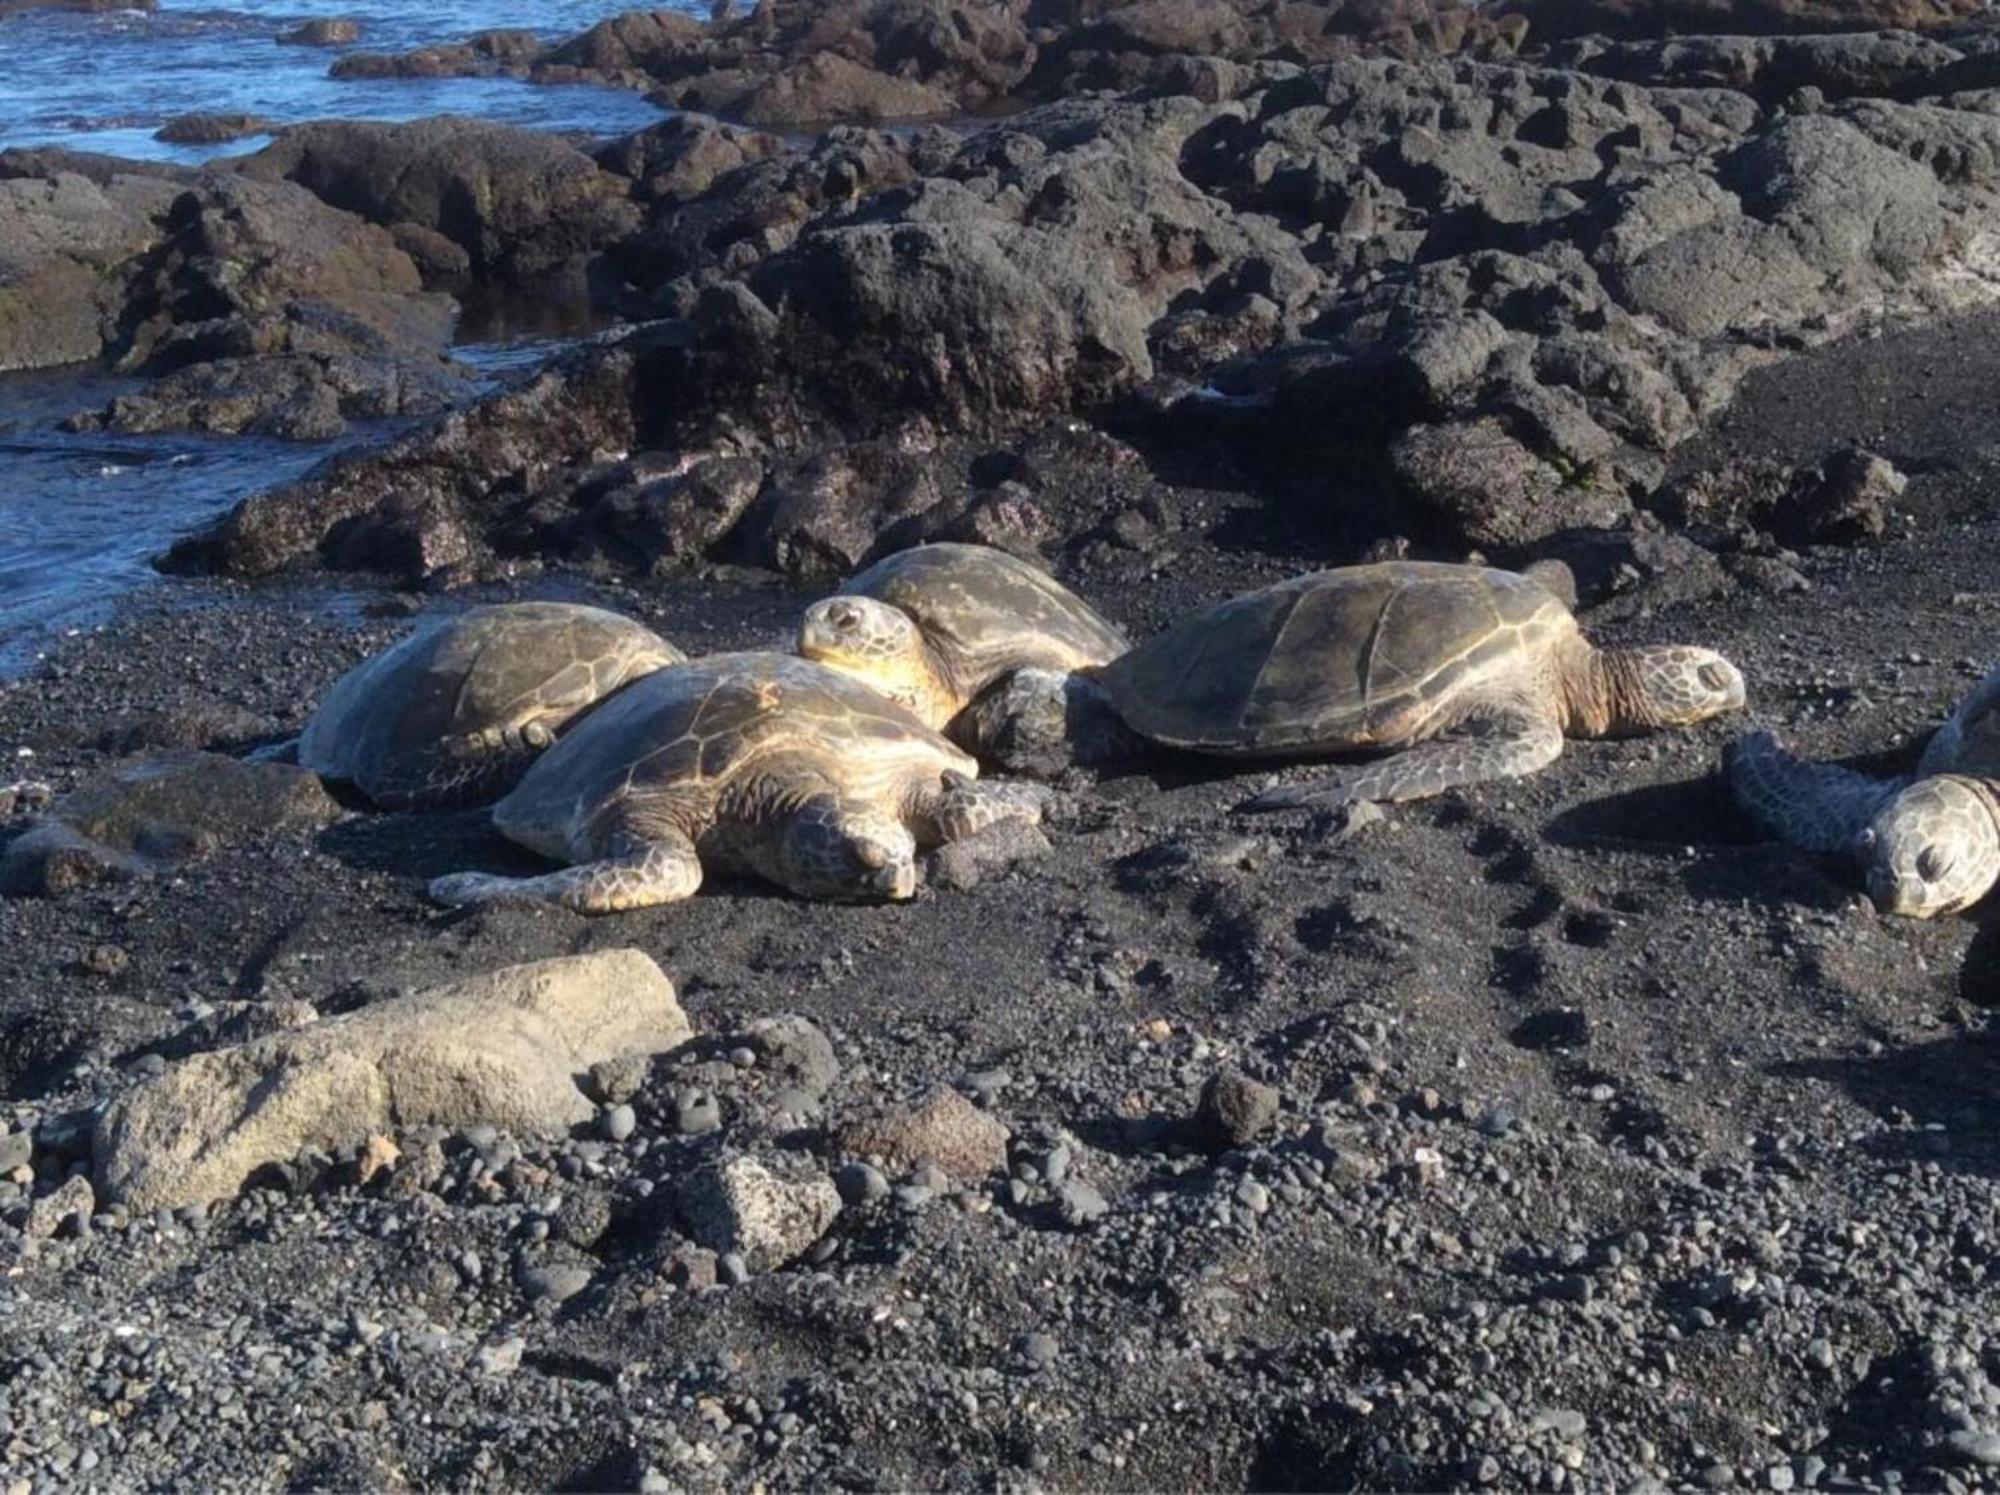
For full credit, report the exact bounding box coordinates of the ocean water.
[0,2,696,670]
[0,339,578,674]
[0,0,685,161]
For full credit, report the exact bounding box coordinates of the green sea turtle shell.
[299,602,683,808]
[491,652,977,861]
[838,543,1130,692]
[1096,562,1574,755]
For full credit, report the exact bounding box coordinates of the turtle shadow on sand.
[1544,761,1873,914]
[1091,749,1295,801]
[1958,910,2000,1008]
[313,811,821,911]
[1767,1026,2000,1180]
[315,808,519,883]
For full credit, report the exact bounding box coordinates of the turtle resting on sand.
[298,602,682,809]
[966,561,1746,804]
[1729,663,2000,918]
[427,653,1044,912]
[796,543,1129,754]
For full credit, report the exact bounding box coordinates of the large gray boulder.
[94,950,692,1212]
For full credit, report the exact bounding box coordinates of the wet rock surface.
[0,151,468,435]
[332,0,1527,130]
[234,118,643,300]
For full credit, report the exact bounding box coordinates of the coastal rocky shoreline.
[0,0,1997,1489]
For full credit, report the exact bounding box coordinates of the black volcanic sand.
[0,315,1996,1491]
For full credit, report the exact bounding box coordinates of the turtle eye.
[1698,664,1732,692]
[855,841,889,869]
[1917,846,1953,882]
[1854,827,1878,852]
[828,603,859,632]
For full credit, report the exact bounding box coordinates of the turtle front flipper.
[1726,730,1908,854]
[1241,705,1565,813]
[428,831,703,914]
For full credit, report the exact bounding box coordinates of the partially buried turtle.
[796,543,1129,750]
[427,652,1044,912]
[973,560,1746,805]
[1729,663,2000,917]
[299,602,683,809]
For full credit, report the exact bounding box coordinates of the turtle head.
[780,801,918,903]
[1586,644,1745,736]
[798,596,953,726]
[1857,775,2000,919]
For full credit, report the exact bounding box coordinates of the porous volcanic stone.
[94,950,691,1211]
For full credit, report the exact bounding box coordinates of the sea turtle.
[969,561,1746,805]
[795,543,1129,749]
[1728,663,2000,918]
[426,652,1044,912]
[298,602,683,809]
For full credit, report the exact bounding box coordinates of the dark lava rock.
[923,817,1053,893]
[1390,416,1629,552]
[594,113,786,207]
[175,39,2000,582]
[734,443,949,582]
[69,350,465,440]
[277,17,360,45]
[1655,445,1906,548]
[720,53,958,128]
[115,176,454,367]
[235,118,642,297]
[0,165,180,371]
[77,698,278,754]
[1497,0,1991,40]
[0,751,341,896]
[37,173,465,437]
[168,332,651,579]
[153,113,275,145]
[1198,1068,1282,1148]
[576,453,769,570]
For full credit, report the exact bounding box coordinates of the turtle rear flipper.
[1919,663,2000,777]
[245,736,301,766]
[1241,703,1564,812]
[1726,730,1907,854]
